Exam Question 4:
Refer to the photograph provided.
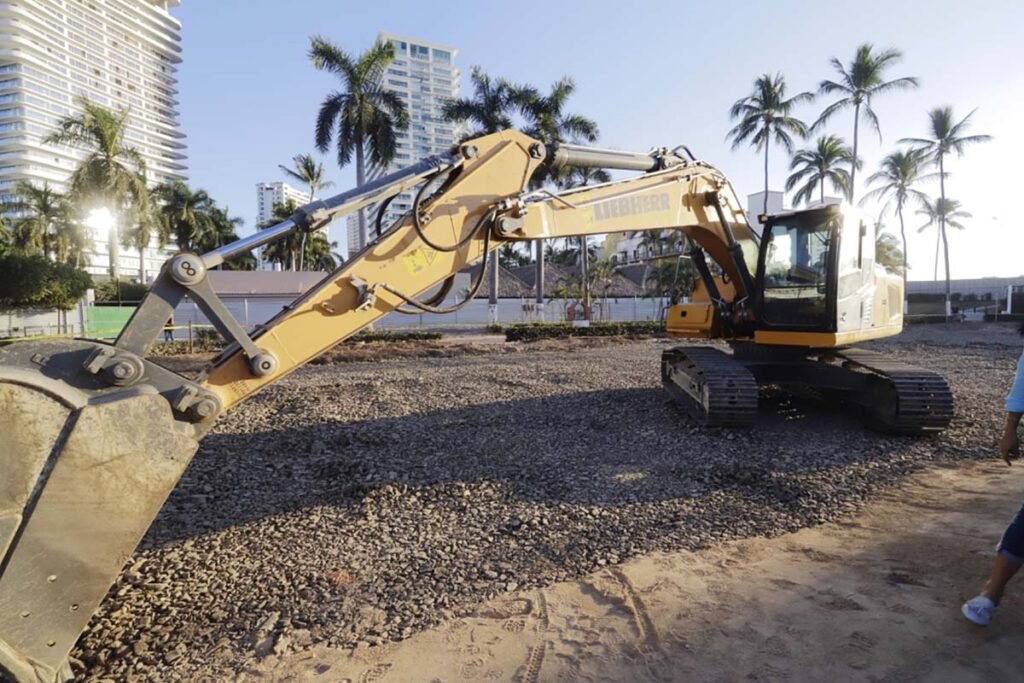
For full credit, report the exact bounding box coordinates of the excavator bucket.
[0,340,199,683]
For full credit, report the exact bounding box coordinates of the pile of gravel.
[64,327,1020,681]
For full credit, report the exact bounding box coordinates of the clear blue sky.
[174,0,1023,280]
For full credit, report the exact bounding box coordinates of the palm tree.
[120,207,158,282]
[498,242,530,269]
[517,76,599,187]
[442,66,518,140]
[10,181,61,258]
[861,150,930,307]
[8,181,90,268]
[278,153,335,271]
[310,36,409,258]
[198,205,246,257]
[638,231,665,260]
[785,135,857,206]
[875,231,905,276]
[262,199,304,271]
[917,197,971,280]
[152,180,214,253]
[901,106,991,317]
[813,44,919,201]
[560,165,610,320]
[516,76,600,320]
[44,98,150,280]
[304,231,340,271]
[728,73,813,214]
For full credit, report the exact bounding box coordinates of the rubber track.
[837,348,954,434]
[662,346,758,428]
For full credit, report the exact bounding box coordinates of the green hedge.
[505,321,665,342]
[349,330,442,343]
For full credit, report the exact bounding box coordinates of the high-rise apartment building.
[0,0,186,280]
[256,181,310,228]
[347,32,459,258]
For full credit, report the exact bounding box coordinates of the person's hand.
[1001,429,1020,466]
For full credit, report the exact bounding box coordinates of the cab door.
[754,207,838,332]
[835,213,876,333]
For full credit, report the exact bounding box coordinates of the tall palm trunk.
[109,221,120,281]
[850,101,860,202]
[580,236,591,320]
[138,245,146,284]
[762,139,769,214]
[897,202,908,313]
[933,229,940,280]
[488,256,499,323]
[535,240,545,319]
[937,154,952,319]
[298,180,316,272]
[819,177,824,204]
[355,142,367,255]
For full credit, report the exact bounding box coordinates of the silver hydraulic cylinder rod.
[202,151,461,267]
[550,143,662,172]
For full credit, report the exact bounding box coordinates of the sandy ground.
[242,460,1024,683]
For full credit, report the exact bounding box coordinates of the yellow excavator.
[0,130,952,682]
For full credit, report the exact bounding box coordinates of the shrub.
[93,278,149,303]
[348,330,442,343]
[0,253,91,310]
[504,321,665,342]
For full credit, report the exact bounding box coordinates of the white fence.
[1,306,86,338]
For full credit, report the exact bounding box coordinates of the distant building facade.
[348,32,460,258]
[256,181,310,228]
[0,0,187,281]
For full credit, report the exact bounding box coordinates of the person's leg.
[980,552,1024,605]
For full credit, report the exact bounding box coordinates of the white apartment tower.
[256,181,310,227]
[347,32,459,258]
[0,0,186,280]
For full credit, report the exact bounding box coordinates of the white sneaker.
[962,596,996,626]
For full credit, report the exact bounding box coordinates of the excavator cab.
[752,203,901,345]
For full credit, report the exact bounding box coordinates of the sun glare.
[85,206,116,236]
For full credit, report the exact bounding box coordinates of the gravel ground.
[62,323,1021,682]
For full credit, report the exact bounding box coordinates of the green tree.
[9,181,84,264]
[916,197,971,281]
[304,231,341,271]
[559,165,610,320]
[44,99,150,280]
[498,242,530,268]
[119,206,158,283]
[516,76,600,318]
[278,153,335,270]
[813,44,918,201]
[875,231,905,276]
[644,258,698,307]
[728,73,812,215]
[785,135,857,205]
[442,66,518,141]
[517,76,600,189]
[202,205,255,270]
[638,231,668,260]
[261,199,304,271]
[0,216,11,256]
[0,253,90,313]
[153,180,214,252]
[901,106,991,317]
[861,150,930,305]
[310,36,409,257]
